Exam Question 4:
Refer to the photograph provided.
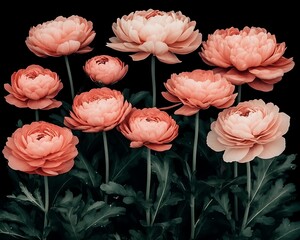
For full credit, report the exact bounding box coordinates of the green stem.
[192,112,199,172]
[151,55,156,107]
[42,176,49,240]
[103,131,109,203]
[64,55,75,100]
[190,111,199,240]
[234,85,242,221]
[35,110,39,121]
[146,148,151,226]
[241,162,251,231]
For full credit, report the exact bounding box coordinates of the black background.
[1,1,299,203]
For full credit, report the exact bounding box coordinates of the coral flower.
[83,55,128,85]
[64,87,132,132]
[117,107,179,151]
[106,9,202,64]
[2,121,79,176]
[199,26,295,92]
[4,64,63,110]
[206,99,290,163]
[25,15,96,57]
[161,69,237,116]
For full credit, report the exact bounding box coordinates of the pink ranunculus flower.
[25,15,96,57]
[117,107,179,152]
[161,69,237,116]
[4,64,63,110]
[106,9,202,64]
[2,121,79,176]
[83,55,128,85]
[199,26,295,92]
[64,87,132,132]
[206,99,290,163]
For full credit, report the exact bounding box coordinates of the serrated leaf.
[78,203,125,231]
[241,227,253,237]
[0,202,41,239]
[251,155,296,204]
[151,157,172,225]
[7,182,44,211]
[273,218,300,240]
[100,181,134,196]
[70,153,101,187]
[100,182,148,208]
[246,180,296,227]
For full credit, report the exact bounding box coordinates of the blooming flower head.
[4,64,63,110]
[2,121,79,176]
[161,69,237,116]
[64,87,132,132]
[83,55,128,85]
[199,26,295,92]
[206,99,290,163]
[117,107,179,151]
[25,15,96,57]
[106,9,202,64]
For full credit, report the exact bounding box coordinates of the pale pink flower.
[199,26,295,92]
[25,15,96,57]
[83,55,128,85]
[106,9,202,64]
[2,121,79,176]
[117,107,179,152]
[4,64,63,110]
[161,69,237,116]
[206,99,290,163]
[64,87,132,132]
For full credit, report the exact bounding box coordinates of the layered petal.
[206,99,290,163]
[199,26,294,91]
[64,87,132,132]
[2,121,79,176]
[117,107,179,152]
[161,69,237,116]
[83,55,128,85]
[4,64,63,110]
[25,15,96,57]
[107,9,202,64]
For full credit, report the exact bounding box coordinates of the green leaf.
[7,182,44,211]
[100,181,148,208]
[53,189,125,239]
[78,204,125,231]
[251,154,296,204]
[110,148,144,182]
[212,193,232,220]
[246,180,296,227]
[129,90,151,106]
[273,218,300,240]
[0,202,41,239]
[69,153,101,187]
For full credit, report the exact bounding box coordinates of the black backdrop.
[1,1,299,203]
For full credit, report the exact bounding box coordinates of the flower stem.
[192,112,199,172]
[234,85,242,221]
[151,55,156,107]
[35,110,39,121]
[42,176,49,240]
[64,55,75,100]
[241,162,251,232]
[146,148,151,226]
[103,131,109,203]
[190,111,199,240]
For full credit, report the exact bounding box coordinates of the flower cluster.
[1,9,299,240]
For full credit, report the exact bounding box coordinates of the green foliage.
[52,189,126,239]
[0,202,41,239]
